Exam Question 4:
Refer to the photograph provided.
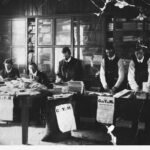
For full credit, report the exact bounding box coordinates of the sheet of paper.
[96,96,115,124]
[55,103,76,133]
[0,96,14,121]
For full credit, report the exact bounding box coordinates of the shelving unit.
[27,18,36,64]
[106,17,149,59]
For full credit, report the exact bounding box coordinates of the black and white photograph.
[0,0,150,149]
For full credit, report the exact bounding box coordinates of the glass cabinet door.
[37,19,52,45]
[56,18,71,45]
[38,47,53,77]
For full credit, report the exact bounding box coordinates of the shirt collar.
[108,55,115,60]
[65,57,71,63]
[6,68,12,73]
[137,56,144,63]
[32,71,37,77]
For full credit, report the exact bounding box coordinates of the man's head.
[28,62,38,74]
[62,47,71,60]
[105,45,115,58]
[135,46,144,60]
[4,58,13,72]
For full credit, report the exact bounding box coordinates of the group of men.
[100,43,150,94]
[0,44,149,94]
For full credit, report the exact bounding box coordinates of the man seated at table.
[100,44,125,94]
[56,47,83,83]
[128,43,150,92]
[28,62,52,125]
[0,58,20,81]
[28,62,52,88]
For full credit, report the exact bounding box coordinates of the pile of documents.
[68,81,84,94]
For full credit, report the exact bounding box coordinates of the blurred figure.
[0,58,20,80]
[56,47,83,83]
[128,44,150,92]
[100,44,125,94]
[28,62,52,88]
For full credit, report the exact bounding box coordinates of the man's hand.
[104,85,110,92]
[110,86,118,95]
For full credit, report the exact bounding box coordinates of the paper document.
[96,96,115,124]
[55,103,76,133]
[0,96,14,121]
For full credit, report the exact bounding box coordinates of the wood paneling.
[0,0,98,17]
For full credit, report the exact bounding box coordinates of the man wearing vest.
[100,45,125,94]
[128,44,150,141]
[128,45,150,91]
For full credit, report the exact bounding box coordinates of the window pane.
[80,18,101,46]
[38,48,53,77]
[56,19,71,45]
[55,48,64,73]
[0,46,11,70]
[12,47,26,73]
[12,20,26,46]
[80,47,102,65]
[73,19,78,45]
[38,19,52,45]
[0,19,11,46]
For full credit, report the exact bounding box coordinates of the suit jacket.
[30,71,51,88]
[57,57,83,82]
[0,67,20,80]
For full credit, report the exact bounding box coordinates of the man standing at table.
[128,43,150,142]
[100,44,125,94]
[0,58,20,80]
[56,47,83,83]
[128,44,150,91]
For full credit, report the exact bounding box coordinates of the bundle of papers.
[68,81,84,94]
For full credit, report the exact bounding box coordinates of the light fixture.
[136,12,147,21]
[114,0,135,9]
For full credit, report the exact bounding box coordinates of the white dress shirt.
[128,56,150,91]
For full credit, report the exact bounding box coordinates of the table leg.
[21,105,29,144]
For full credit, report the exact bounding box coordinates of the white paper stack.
[68,81,84,94]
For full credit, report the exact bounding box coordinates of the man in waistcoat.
[128,44,150,142]
[128,44,150,91]
[100,45,125,94]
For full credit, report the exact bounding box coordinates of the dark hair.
[4,58,13,65]
[62,47,71,54]
[28,62,37,69]
[106,43,114,51]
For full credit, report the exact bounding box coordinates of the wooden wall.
[0,0,98,17]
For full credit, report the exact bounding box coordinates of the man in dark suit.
[0,58,20,80]
[56,47,83,83]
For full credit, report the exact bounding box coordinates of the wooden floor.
[0,121,150,145]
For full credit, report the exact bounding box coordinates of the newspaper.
[96,96,115,124]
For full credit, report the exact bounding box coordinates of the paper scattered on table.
[68,81,84,94]
[53,93,73,99]
[0,96,14,121]
[97,96,115,124]
[55,103,76,133]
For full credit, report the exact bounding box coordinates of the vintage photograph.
[0,0,150,147]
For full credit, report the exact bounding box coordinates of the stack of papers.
[68,81,84,94]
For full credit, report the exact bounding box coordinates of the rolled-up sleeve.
[128,60,139,90]
[114,59,125,88]
[100,59,108,89]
